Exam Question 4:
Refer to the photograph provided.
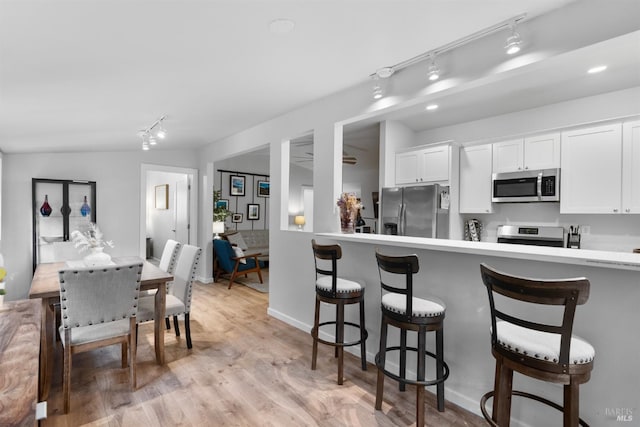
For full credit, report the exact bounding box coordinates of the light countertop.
[316,232,640,271]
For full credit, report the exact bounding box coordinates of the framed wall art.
[247,203,260,220]
[155,184,168,209]
[232,213,243,223]
[230,175,245,196]
[257,180,270,197]
[215,199,229,210]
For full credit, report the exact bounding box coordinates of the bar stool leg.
[375,316,388,410]
[311,297,321,370]
[359,298,367,371]
[564,380,580,427]
[336,302,345,385]
[334,304,340,359]
[436,327,445,412]
[399,329,407,392]
[417,326,426,427]
[493,357,513,426]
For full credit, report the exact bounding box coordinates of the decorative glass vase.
[340,210,356,234]
[83,247,111,267]
[40,195,52,217]
[80,195,91,217]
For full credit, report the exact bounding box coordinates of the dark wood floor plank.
[41,280,486,426]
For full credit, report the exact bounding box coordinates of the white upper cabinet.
[561,123,622,213]
[395,145,449,185]
[459,144,493,213]
[622,120,640,214]
[492,133,560,173]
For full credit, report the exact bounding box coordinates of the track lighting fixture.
[368,13,526,98]
[427,53,440,81]
[504,21,522,55]
[138,115,167,150]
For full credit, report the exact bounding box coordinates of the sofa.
[222,229,269,263]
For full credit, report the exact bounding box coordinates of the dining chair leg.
[63,332,72,414]
[165,317,171,330]
[185,313,193,349]
[173,316,181,337]
[130,317,137,389]
[121,341,128,368]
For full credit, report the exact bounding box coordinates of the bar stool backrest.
[375,249,419,322]
[479,263,590,369]
[311,239,342,295]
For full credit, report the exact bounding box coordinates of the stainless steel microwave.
[492,168,560,203]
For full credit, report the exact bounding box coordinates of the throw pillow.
[226,232,248,250]
[233,246,247,264]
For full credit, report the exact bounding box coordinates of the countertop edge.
[315,233,640,271]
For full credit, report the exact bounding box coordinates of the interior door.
[174,175,190,244]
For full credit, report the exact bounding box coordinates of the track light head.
[427,54,440,81]
[371,75,384,100]
[142,141,150,151]
[156,126,167,139]
[505,22,522,55]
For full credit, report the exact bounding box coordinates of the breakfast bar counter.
[316,232,640,271]
[308,232,640,426]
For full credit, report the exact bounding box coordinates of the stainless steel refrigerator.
[380,184,449,238]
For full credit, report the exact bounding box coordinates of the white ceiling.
[0,0,577,154]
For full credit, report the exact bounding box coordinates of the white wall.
[2,149,198,300]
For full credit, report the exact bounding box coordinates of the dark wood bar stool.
[310,239,368,385]
[374,250,449,426]
[479,263,595,427]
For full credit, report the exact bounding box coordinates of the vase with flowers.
[71,223,115,266]
[336,192,361,234]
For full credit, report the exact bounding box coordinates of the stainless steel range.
[497,225,565,247]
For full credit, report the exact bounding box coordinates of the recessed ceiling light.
[426,104,439,111]
[269,18,295,34]
[587,65,607,74]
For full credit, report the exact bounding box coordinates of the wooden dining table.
[29,256,173,401]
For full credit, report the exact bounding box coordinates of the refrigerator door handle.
[399,203,406,236]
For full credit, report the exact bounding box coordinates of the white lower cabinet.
[459,144,493,213]
[561,123,623,213]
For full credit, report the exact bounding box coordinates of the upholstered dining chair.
[137,244,201,349]
[58,261,143,413]
[213,238,265,289]
[147,239,181,325]
[158,239,181,275]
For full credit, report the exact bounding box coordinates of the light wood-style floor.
[42,281,487,426]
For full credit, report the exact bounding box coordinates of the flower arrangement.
[336,192,361,233]
[70,223,114,253]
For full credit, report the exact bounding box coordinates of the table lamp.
[212,221,225,239]
[294,215,306,230]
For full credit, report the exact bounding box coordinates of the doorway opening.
[139,164,198,261]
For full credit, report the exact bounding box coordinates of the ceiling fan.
[293,151,357,165]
